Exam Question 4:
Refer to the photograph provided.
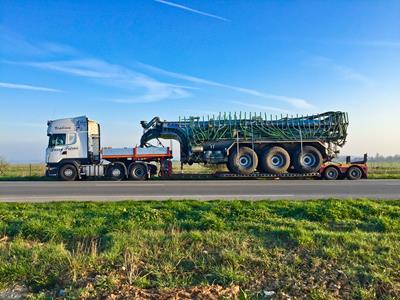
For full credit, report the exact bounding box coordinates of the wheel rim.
[135,167,144,177]
[327,168,337,179]
[64,168,73,177]
[302,153,316,167]
[112,168,121,177]
[239,154,252,167]
[350,168,361,178]
[271,154,284,168]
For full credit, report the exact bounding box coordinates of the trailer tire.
[293,146,323,173]
[59,164,78,181]
[347,166,363,180]
[260,146,290,174]
[323,166,339,180]
[129,163,148,181]
[107,164,125,181]
[228,146,258,175]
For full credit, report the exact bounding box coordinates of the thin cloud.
[154,0,230,22]
[309,56,373,84]
[0,82,61,92]
[13,59,193,103]
[138,62,313,109]
[0,26,78,57]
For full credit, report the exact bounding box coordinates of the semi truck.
[45,112,367,181]
[46,116,172,181]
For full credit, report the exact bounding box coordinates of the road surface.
[0,180,399,202]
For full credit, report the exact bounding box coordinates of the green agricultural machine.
[140,111,349,175]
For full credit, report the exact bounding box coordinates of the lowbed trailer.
[45,116,367,181]
[215,154,368,180]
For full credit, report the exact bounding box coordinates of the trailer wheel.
[228,146,258,175]
[59,164,77,181]
[293,146,323,173]
[323,166,339,180]
[107,164,125,181]
[130,163,148,181]
[260,146,290,174]
[347,166,363,180]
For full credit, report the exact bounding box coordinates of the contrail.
[154,0,230,22]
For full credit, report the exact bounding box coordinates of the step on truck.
[46,116,172,181]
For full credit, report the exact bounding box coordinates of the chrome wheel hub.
[64,169,73,177]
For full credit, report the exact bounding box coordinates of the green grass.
[0,163,46,180]
[368,162,400,179]
[0,199,400,299]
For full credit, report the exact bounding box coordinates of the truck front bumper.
[46,165,59,177]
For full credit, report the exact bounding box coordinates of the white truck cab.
[46,116,100,165]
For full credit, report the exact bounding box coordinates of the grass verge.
[0,199,399,299]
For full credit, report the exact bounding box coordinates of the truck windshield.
[48,134,66,147]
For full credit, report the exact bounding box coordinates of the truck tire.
[59,164,78,181]
[107,164,125,181]
[347,166,363,180]
[228,146,258,175]
[129,163,148,180]
[260,146,290,174]
[293,146,323,173]
[323,166,339,180]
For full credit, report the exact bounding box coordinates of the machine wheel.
[323,166,339,180]
[59,164,77,181]
[228,146,258,175]
[260,146,291,174]
[107,164,125,181]
[129,163,148,180]
[347,166,363,180]
[293,146,323,173]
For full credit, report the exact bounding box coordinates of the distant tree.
[0,156,8,175]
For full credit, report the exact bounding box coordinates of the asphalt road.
[0,180,399,202]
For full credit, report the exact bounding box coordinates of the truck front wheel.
[260,146,290,174]
[59,164,78,181]
[228,146,258,175]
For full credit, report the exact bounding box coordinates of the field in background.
[0,199,399,299]
[1,162,400,180]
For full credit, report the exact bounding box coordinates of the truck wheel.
[293,146,323,173]
[130,163,148,180]
[347,166,363,180]
[260,146,290,174]
[323,166,339,180]
[107,164,125,181]
[59,164,77,181]
[228,146,258,175]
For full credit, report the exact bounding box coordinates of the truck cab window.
[49,134,66,147]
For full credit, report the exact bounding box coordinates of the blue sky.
[0,0,399,162]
